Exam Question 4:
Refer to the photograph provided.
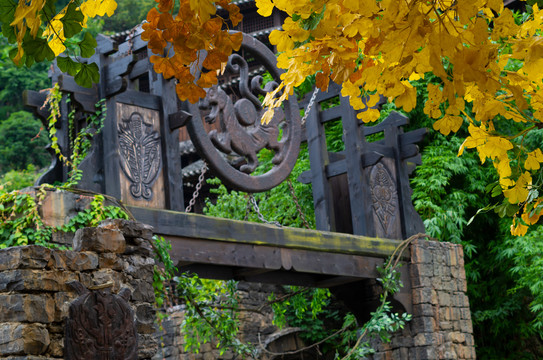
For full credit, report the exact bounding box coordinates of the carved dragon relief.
[370,163,400,237]
[199,54,285,174]
[118,112,162,200]
[65,281,137,360]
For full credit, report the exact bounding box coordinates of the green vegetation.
[0,111,50,175]
[101,0,153,33]
[0,40,50,119]
[0,165,42,192]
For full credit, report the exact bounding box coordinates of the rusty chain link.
[185,163,208,213]
[248,195,282,227]
[300,87,319,126]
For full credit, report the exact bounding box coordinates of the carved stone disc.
[187,32,301,193]
[65,281,137,360]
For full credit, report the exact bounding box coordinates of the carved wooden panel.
[65,281,137,360]
[369,160,402,239]
[117,103,165,208]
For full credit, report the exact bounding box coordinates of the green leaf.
[57,56,81,76]
[41,0,56,20]
[495,203,508,218]
[0,0,16,23]
[61,3,84,38]
[8,46,18,62]
[467,203,497,226]
[25,54,34,67]
[506,203,520,217]
[22,37,55,62]
[300,6,326,30]
[2,23,16,43]
[74,62,100,88]
[491,184,503,197]
[78,32,97,58]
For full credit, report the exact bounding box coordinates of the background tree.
[0,39,50,119]
[0,111,49,174]
[101,0,153,33]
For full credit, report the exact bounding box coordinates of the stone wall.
[0,219,157,359]
[369,239,475,359]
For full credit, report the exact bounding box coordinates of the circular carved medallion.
[186,32,301,193]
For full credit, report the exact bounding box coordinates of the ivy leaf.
[0,0,16,23]
[79,32,97,58]
[74,62,100,88]
[61,3,84,38]
[2,23,16,43]
[42,0,56,21]
[25,54,34,67]
[8,47,18,62]
[57,56,82,77]
[23,37,55,62]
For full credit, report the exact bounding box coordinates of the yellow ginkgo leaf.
[504,172,532,204]
[433,115,463,136]
[256,0,274,17]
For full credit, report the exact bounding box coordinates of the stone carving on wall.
[65,281,138,360]
[118,112,162,200]
[370,163,399,238]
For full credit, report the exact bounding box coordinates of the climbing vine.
[0,187,129,248]
[0,83,126,249]
[44,82,106,187]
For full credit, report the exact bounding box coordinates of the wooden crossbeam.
[128,206,407,259]
[129,206,412,312]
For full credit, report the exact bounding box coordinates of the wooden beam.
[234,267,274,278]
[128,206,408,259]
[177,263,235,281]
[165,235,282,270]
[315,276,360,288]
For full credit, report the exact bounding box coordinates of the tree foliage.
[141,0,242,102]
[0,0,115,88]
[0,39,49,118]
[252,0,543,236]
[101,0,152,33]
[0,111,49,174]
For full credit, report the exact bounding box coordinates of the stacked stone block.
[0,219,157,359]
[369,239,476,359]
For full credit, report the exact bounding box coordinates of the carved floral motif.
[65,281,137,360]
[370,163,398,237]
[118,112,162,200]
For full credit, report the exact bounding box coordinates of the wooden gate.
[23,28,426,315]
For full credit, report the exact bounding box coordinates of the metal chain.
[287,178,311,229]
[249,195,282,227]
[185,163,208,213]
[300,87,320,126]
[244,195,251,221]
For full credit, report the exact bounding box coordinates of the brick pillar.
[370,240,476,359]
